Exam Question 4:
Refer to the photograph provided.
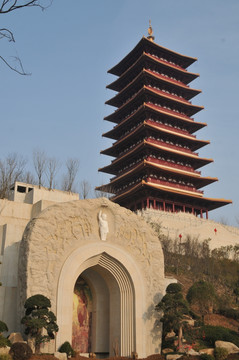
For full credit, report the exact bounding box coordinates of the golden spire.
[147,20,155,41]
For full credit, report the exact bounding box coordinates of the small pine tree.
[21,294,58,354]
[186,280,217,323]
[156,283,189,350]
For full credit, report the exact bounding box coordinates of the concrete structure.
[0,182,165,357]
[97,26,231,218]
[140,208,239,251]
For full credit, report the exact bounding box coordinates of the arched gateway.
[18,198,165,357]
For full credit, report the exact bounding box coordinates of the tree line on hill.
[0,151,104,200]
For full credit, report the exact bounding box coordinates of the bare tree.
[46,157,61,190]
[0,153,27,198]
[0,0,52,75]
[22,171,36,185]
[80,180,91,199]
[33,150,47,187]
[62,158,80,192]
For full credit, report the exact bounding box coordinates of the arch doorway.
[57,251,136,357]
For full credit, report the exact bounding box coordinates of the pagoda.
[97,24,231,219]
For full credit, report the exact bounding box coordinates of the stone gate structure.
[16,194,164,356]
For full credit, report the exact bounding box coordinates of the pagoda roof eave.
[105,160,218,188]
[102,122,210,156]
[104,101,202,124]
[107,69,202,99]
[108,37,197,76]
[106,85,204,117]
[103,108,206,140]
[106,69,202,107]
[110,181,232,211]
[100,141,213,170]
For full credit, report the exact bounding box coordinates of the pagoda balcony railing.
[147,177,204,195]
[110,155,200,182]
[147,102,193,121]
[147,138,198,156]
[145,52,186,72]
[121,84,192,109]
[147,69,189,88]
[147,156,201,174]
[146,85,192,105]
[113,176,203,198]
[146,119,196,138]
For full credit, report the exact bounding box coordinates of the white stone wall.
[140,209,239,250]
[0,183,80,335]
[18,198,165,357]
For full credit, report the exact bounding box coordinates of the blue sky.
[1,0,239,226]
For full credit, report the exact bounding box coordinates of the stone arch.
[18,198,165,357]
[56,244,143,356]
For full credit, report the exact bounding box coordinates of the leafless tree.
[22,171,36,185]
[33,149,47,187]
[80,180,91,199]
[0,153,27,198]
[46,157,61,190]
[62,158,80,192]
[0,0,52,75]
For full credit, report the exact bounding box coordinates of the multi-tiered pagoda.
[97,25,231,219]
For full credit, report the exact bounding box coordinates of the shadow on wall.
[143,292,163,353]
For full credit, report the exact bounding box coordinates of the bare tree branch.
[0,0,52,13]
[80,180,91,199]
[46,157,61,190]
[62,158,80,193]
[0,28,15,41]
[0,55,31,75]
[33,149,47,187]
[0,153,27,198]
[0,0,52,74]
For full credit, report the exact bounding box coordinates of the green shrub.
[218,307,239,320]
[214,347,229,360]
[0,322,8,334]
[0,355,12,360]
[0,336,11,348]
[203,325,239,347]
[200,354,214,360]
[9,342,32,360]
[166,283,182,294]
[58,341,75,357]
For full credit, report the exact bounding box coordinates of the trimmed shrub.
[166,283,182,294]
[0,355,12,360]
[200,354,214,360]
[58,341,75,357]
[0,322,8,334]
[214,347,229,360]
[218,307,239,320]
[0,336,11,348]
[9,342,32,360]
[203,325,239,347]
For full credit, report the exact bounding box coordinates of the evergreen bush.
[0,322,8,334]
[58,341,75,357]
[200,354,214,360]
[0,355,12,360]
[214,347,229,360]
[203,325,239,347]
[0,336,11,348]
[9,342,32,360]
